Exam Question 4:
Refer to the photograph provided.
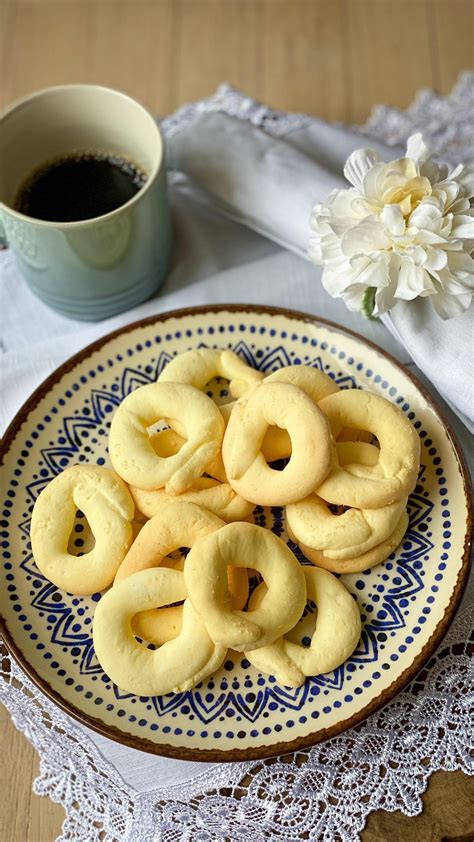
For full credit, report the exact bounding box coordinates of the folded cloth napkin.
[168,110,474,430]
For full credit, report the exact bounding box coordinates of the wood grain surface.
[1,0,473,839]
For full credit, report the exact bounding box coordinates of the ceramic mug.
[0,84,172,321]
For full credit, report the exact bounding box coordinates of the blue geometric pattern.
[2,325,451,743]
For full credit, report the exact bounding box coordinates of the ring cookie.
[114,500,225,583]
[222,382,333,506]
[30,465,134,595]
[93,567,227,695]
[184,521,306,651]
[316,390,420,508]
[259,365,339,461]
[109,381,225,494]
[292,510,409,574]
[246,567,361,687]
[159,348,263,399]
[287,443,407,560]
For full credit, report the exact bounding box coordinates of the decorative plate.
[0,306,471,762]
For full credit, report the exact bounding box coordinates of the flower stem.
[361,287,377,320]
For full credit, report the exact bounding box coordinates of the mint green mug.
[0,84,172,320]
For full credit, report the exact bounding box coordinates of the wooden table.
[1,1,473,839]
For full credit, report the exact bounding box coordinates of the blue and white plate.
[0,306,471,761]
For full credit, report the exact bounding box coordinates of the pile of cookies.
[30,348,420,696]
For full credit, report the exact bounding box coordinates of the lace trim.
[162,83,311,139]
[357,71,474,163]
[3,75,474,840]
[162,73,474,164]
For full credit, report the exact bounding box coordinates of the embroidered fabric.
[2,76,473,840]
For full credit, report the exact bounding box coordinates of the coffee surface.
[13,152,148,222]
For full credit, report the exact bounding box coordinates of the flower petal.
[362,162,389,206]
[406,133,430,165]
[445,250,474,280]
[349,254,390,288]
[319,231,347,265]
[343,148,380,190]
[384,158,418,179]
[420,160,443,184]
[409,245,430,266]
[411,228,449,246]
[431,289,472,319]
[372,254,401,315]
[450,213,474,239]
[423,247,448,271]
[454,165,474,198]
[308,239,323,264]
[340,285,367,312]
[381,204,405,236]
[446,197,471,215]
[409,201,442,230]
[382,176,432,208]
[321,267,355,297]
[396,261,436,300]
[341,218,390,257]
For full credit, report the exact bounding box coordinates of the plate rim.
[1,303,472,763]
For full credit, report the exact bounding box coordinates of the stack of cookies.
[30,348,420,695]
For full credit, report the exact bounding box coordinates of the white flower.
[309,133,474,319]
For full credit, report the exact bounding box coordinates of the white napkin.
[168,111,474,430]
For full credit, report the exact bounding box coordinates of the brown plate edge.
[0,302,472,764]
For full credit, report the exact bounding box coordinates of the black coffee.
[13,151,148,222]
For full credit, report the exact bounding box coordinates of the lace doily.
[2,76,473,841]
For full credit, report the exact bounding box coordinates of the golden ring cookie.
[286,442,407,560]
[92,567,227,695]
[133,552,249,646]
[109,382,225,494]
[129,479,254,524]
[246,567,361,687]
[292,509,409,573]
[30,465,134,595]
[184,521,306,651]
[259,365,339,461]
[286,494,407,561]
[222,382,333,506]
[114,500,225,583]
[158,347,263,399]
[316,390,420,507]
